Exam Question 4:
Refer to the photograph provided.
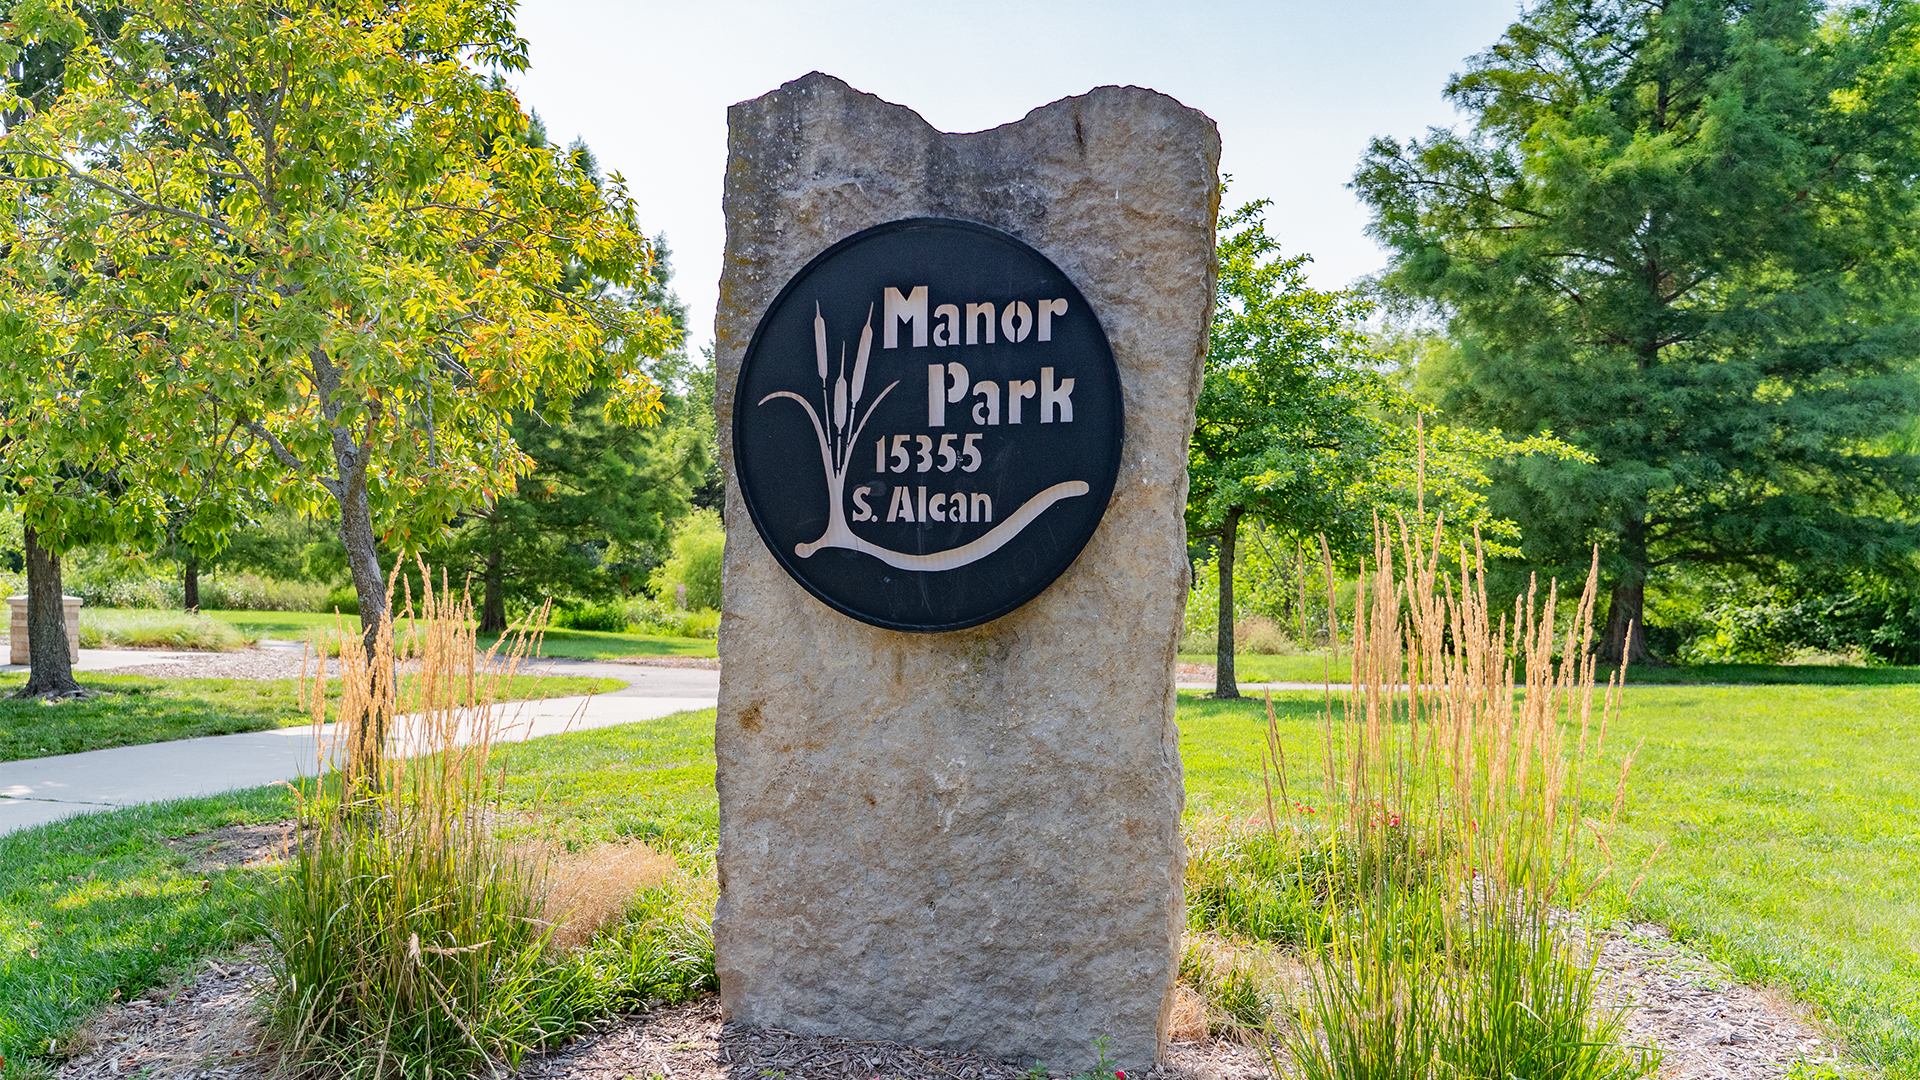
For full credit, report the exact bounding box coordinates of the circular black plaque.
[733,218,1123,632]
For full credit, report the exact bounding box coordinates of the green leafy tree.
[435,371,710,633]
[1355,0,1920,663]
[0,0,674,662]
[417,136,705,634]
[650,509,724,612]
[1189,201,1572,696]
[0,4,144,697]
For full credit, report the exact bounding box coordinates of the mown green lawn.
[201,609,718,660]
[1178,652,1353,683]
[5,682,1918,1078]
[0,787,297,1073]
[1180,649,1920,688]
[0,672,623,762]
[1181,684,1920,1079]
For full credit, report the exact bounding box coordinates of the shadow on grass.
[0,786,296,1072]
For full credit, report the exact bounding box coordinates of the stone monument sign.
[714,73,1218,1071]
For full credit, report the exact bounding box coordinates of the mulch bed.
[48,920,1844,1080]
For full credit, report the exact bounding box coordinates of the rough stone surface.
[712,73,1218,1072]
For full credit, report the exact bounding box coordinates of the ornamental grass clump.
[267,573,566,1078]
[265,569,721,1078]
[1265,522,1654,1080]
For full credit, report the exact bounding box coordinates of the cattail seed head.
[813,302,828,382]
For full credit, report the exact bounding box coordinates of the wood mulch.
[47,920,1846,1080]
[58,951,274,1080]
[511,997,1264,1080]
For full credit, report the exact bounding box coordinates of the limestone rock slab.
[713,73,1218,1072]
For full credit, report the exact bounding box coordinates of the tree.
[1355,0,1920,663]
[0,3,137,698]
[427,205,707,633]
[1189,201,1571,696]
[0,0,674,661]
[434,371,710,633]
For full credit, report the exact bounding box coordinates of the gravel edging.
[1599,922,1842,1080]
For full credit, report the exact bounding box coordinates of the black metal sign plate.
[733,218,1123,632]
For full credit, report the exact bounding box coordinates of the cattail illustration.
[833,343,849,433]
[851,303,874,406]
[760,300,1087,571]
[813,302,829,382]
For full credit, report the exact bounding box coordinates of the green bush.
[78,609,257,651]
[63,558,334,614]
[648,510,723,612]
[554,603,630,633]
[197,573,330,612]
[68,570,180,610]
[323,585,361,616]
[619,596,719,640]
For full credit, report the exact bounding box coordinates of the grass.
[0,703,722,1080]
[1601,662,1920,686]
[0,672,622,762]
[493,627,716,661]
[1180,649,1920,687]
[492,708,720,851]
[6,670,1917,1076]
[1179,651,1353,683]
[199,609,718,660]
[1181,682,1920,1079]
[1599,684,1920,1077]
[0,786,298,1072]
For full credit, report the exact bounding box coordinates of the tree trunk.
[1214,506,1242,699]
[334,444,389,661]
[1597,518,1654,667]
[18,524,82,699]
[333,444,392,788]
[182,552,199,612]
[478,541,507,635]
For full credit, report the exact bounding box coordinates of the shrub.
[197,573,330,612]
[1177,618,1301,658]
[322,585,360,616]
[68,570,180,610]
[1235,616,1297,655]
[552,603,630,633]
[621,596,719,640]
[648,510,723,612]
[1178,628,1216,655]
[78,609,256,651]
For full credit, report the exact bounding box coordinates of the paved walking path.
[0,656,718,836]
[1,645,1341,836]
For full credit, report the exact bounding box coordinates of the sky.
[510,0,1524,358]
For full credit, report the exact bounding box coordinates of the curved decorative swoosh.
[796,481,1090,570]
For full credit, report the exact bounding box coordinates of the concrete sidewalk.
[0,657,718,836]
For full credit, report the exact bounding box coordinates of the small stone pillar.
[713,74,1218,1071]
[8,594,82,665]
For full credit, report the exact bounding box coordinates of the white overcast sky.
[510,0,1523,358]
